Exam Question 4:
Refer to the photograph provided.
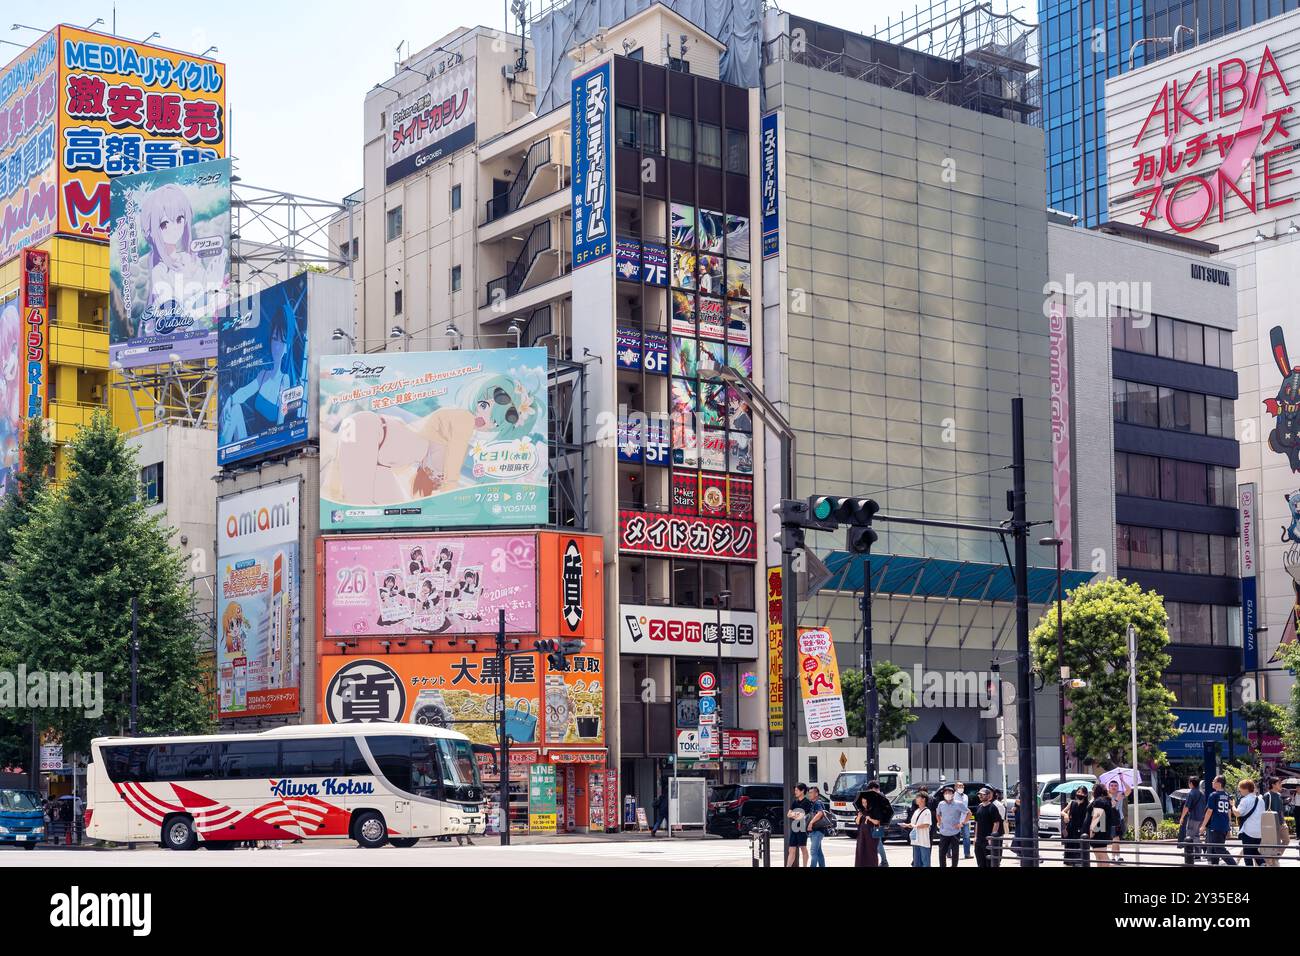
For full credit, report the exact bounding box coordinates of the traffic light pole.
[1011,397,1039,866]
[861,572,877,781]
[496,608,510,846]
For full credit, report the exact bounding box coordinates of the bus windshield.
[436,738,481,802]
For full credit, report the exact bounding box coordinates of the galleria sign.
[1125,44,1298,234]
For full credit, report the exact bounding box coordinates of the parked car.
[885,780,996,844]
[706,783,785,838]
[0,788,45,849]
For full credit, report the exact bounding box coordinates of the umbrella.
[1051,780,1096,795]
[1099,768,1137,793]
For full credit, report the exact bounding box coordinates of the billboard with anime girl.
[109,157,231,368]
[319,347,548,530]
[0,290,20,495]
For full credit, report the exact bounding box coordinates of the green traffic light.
[813,498,833,521]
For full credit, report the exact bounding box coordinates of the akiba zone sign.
[1112,41,1298,235]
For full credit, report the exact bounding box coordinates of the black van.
[706,783,787,837]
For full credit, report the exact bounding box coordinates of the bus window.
[150,744,216,782]
[218,741,278,779]
[280,739,345,777]
[410,741,442,799]
[102,745,152,783]
[368,736,413,792]
[436,738,478,789]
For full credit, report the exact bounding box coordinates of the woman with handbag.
[1064,786,1091,867]
[1233,779,1265,867]
[854,783,892,868]
[1087,783,1113,867]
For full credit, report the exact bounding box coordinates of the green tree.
[0,413,212,754]
[842,660,918,742]
[1275,641,1300,763]
[1030,577,1178,769]
[0,419,55,771]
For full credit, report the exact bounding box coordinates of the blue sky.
[5,1,1029,203]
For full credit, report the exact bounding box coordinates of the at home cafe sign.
[1119,43,1297,235]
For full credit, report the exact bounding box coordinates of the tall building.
[760,8,1089,784]
[0,27,227,480]
[1042,0,1300,226]
[1048,218,1245,776]
[1105,10,1300,727]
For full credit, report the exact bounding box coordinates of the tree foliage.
[1275,641,1300,763]
[0,413,212,755]
[843,659,918,742]
[1030,577,1177,770]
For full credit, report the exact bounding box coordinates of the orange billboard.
[55,26,226,241]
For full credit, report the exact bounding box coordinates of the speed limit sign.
[698,672,716,692]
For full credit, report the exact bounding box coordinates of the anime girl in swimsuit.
[324,372,542,507]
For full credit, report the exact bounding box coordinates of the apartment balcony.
[49,320,110,369]
[49,399,106,444]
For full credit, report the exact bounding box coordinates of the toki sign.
[1112,41,1298,235]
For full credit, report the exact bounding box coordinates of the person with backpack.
[1261,777,1290,867]
[1178,775,1207,865]
[1201,776,1237,866]
[1087,783,1114,867]
[1233,779,1265,867]
[854,781,893,868]
[806,785,831,867]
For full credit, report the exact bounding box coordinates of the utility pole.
[1011,397,1038,865]
[1039,537,1066,783]
[496,608,510,846]
[130,597,139,737]
[862,579,877,781]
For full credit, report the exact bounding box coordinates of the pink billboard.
[323,533,539,637]
[1048,300,1073,567]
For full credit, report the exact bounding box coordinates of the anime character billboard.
[109,158,231,368]
[218,273,309,465]
[319,348,549,530]
[0,290,21,494]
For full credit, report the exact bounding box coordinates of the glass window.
[1114,452,1128,495]
[1220,329,1235,369]
[668,115,693,162]
[280,739,345,776]
[1128,382,1158,427]
[1177,460,1207,504]
[1131,454,1159,498]
[1112,381,1128,422]
[728,564,755,611]
[368,736,413,791]
[1209,535,1228,577]
[386,206,403,241]
[1162,528,1179,572]
[1219,399,1235,438]
[1129,317,1156,355]
[1114,525,1130,567]
[701,562,729,603]
[725,128,747,173]
[641,110,662,153]
[1157,386,1177,429]
[1189,392,1206,434]
[218,741,280,779]
[450,184,462,211]
[1180,604,1211,645]
[672,559,701,607]
[617,105,639,149]
[140,462,163,505]
[1157,315,1174,358]
[698,122,721,167]
[451,265,462,292]
[1204,325,1220,367]
[1186,322,1204,364]
[1205,395,1223,438]
[1160,458,1177,501]
[149,743,216,782]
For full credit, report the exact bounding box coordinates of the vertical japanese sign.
[109,157,230,367]
[57,26,226,241]
[766,566,783,733]
[528,763,557,833]
[385,59,476,186]
[0,287,19,493]
[1048,299,1072,566]
[796,627,848,742]
[570,61,611,269]
[20,248,49,429]
[0,30,58,263]
[760,111,780,259]
[1240,482,1259,671]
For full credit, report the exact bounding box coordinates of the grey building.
[760,10,1084,786]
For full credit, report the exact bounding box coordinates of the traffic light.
[847,524,878,554]
[534,639,584,671]
[770,498,836,552]
[808,495,879,527]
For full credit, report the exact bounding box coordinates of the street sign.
[698,712,717,726]
[698,695,717,716]
[698,671,716,692]
[676,729,701,759]
[1212,683,1227,718]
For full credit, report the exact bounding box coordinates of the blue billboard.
[217,273,309,466]
[1161,707,1241,759]
[760,111,779,259]
[571,61,612,269]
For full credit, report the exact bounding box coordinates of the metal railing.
[484,218,552,305]
[484,136,553,224]
[941,833,1299,867]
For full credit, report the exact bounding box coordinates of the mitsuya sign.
[1107,22,1300,237]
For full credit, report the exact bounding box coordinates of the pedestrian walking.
[934,785,964,868]
[1201,776,1237,866]
[1261,777,1289,867]
[991,789,1007,867]
[954,782,973,859]
[854,782,892,868]
[1064,786,1091,867]
[1106,779,1127,864]
[807,785,830,868]
[903,792,932,867]
[786,782,812,868]
[973,787,1003,868]
[1087,783,1114,867]
[650,783,668,836]
[1233,779,1265,867]
[1178,775,1206,865]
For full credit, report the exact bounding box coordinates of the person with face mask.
[934,785,965,868]
[972,787,1003,868]
[954,782,972,859]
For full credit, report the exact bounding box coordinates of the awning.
[818,552,1095,605]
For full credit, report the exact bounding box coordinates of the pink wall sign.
[1048,300,1073,567]
[323,533,539,637]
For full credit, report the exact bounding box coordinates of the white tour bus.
[85,723,484,850]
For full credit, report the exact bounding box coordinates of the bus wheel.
[352,811,388,849]
[390,838,419,848]
[162,816,197,851]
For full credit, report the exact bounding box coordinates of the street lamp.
[1039,536,1066,784]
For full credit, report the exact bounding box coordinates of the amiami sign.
[217,480,300,556]
[1125,44,1298,234]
